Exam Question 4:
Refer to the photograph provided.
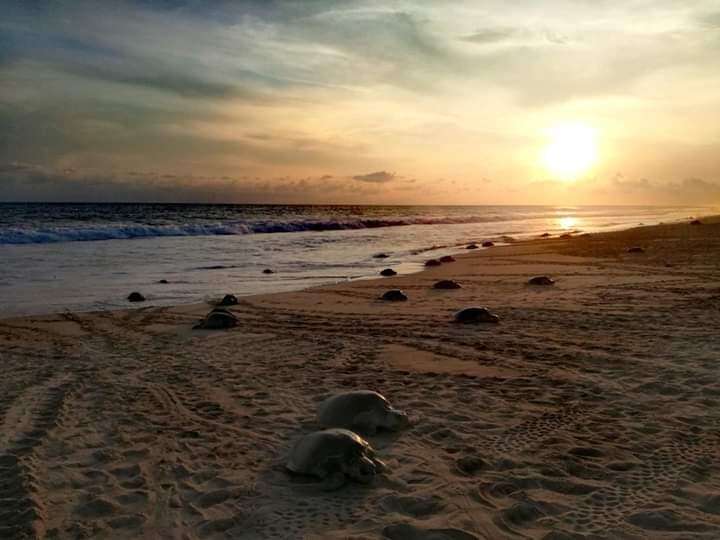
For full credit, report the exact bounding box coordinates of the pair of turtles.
[286,390,409,490]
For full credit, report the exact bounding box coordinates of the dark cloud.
[0,163,406,204]
[352,171,396,183]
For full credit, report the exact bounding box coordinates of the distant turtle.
[439,255,456,263]
[627,246,645,253]
[194,307,238,330]
[373,253,390,258]
[219,294,238,306]
[560,233,572,239]
[158,279,169,284]
[466,244,479,250]
[425,259,441,267]
[128,292,146,302]
[481,241,494,247]
[263,268,275,274]
[286,428,386,490]
[380,268,397,277]
[381,290,407,302]
[454,307,499,324]
[540,232,551,238]
[690,219,703,225]
[318,391,409,434]
[433,279,461,290]
[528,276,555,286]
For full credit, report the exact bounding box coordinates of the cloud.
[462,28,516,44]
[0,162,411,204]
[352,171,396,183]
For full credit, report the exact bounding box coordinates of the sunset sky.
[1,0,719,204]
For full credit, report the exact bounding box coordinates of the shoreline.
[1,215,719,539]
[1,213,715,323]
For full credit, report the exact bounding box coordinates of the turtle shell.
[454,307,499,324]
[219,294,238,306]
[381,290,407,302]
[528,276,554,286]
[433,280,461,290]
[286,428,370,477]
[194,308,238,330]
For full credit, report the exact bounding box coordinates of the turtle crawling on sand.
[193,307,238,330]
[286,428,386,490]
[318,390,409,434]
[380,268,397,277]
[528,276,555,286]
[439,255,456,263]
[219,294,238,306]
[128,292,146,302]
[433,279,461,290]
[425,259,441,267]
[627,246,645,253]
[482,241,494,247]
[465,244,479,250]
[381,290,408,302]
[454,307,499,324]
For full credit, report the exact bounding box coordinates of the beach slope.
[1,218,719,539]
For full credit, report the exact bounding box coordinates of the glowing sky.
[1,0,719,204]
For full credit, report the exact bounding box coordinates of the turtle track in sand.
[0,375,74,540]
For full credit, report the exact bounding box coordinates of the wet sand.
[1,217,719,539]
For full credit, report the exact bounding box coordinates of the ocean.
[0,203,708,318]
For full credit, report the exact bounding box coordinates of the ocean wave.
[0,216,509,245]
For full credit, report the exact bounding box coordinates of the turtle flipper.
[320,470,347,491]
[318,456,347,491]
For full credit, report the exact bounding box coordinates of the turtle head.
[386,409,410,430]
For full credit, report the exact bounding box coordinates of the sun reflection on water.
[558,216,578,230]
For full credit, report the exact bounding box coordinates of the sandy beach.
[1,217,719,540]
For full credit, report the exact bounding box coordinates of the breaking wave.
[0,215,501,245]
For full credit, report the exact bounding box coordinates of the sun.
[541,122,598,181]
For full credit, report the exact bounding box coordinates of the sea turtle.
[193,307,238,330]
[540,232,551,238]
[482,241,494,247]
[528,276,554,286]
[381,290,407,302]
[219,294,238,306]
[439,255,456,263]
[128,292,146,302]
[465,244,479,250]
[380,268,397,277]
[627,246,645,253]
[433,279,461,290]
[425,259,441,267]
[373,253,390,258]
[263,268,275,274]
[318,390,409,434]
[690,219,703,225]
[454,307,499,324]
[560,233,572,239]
[286,428,386,490]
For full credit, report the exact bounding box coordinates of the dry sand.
[1,217,719,539]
